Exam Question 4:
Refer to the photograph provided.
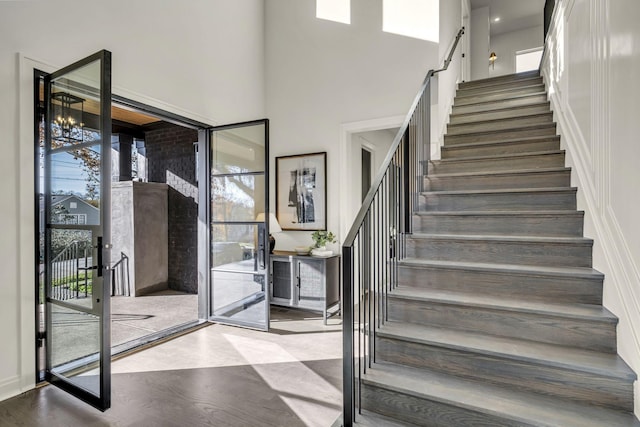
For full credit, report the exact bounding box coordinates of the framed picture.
[276,152,327,231]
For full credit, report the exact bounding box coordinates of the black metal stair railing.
[341,26,464,426]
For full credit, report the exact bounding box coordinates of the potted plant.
[311,230,336,256]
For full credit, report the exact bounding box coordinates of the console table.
[270,251,340,324]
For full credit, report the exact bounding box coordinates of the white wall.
[0,0,265,402]
[433,0,465,157]
[542,0,640,415]
[489,26,544,77]
[265,0,439,251]
[470,6,490,80]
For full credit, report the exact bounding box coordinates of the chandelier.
[51,92,85,144]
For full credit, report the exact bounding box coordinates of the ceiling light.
[494,17,500,22]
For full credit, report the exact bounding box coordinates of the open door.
[43,50,112,411]
[208,120,270,331]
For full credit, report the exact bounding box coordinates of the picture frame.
[276,152,327,231]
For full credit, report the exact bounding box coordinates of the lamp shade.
[256,212,282,233]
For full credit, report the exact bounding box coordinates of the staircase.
[358,71,640,426]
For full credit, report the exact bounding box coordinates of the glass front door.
[209,120,270,330]
[43,50,112,411]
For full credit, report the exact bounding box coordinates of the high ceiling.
[471,0,545,36]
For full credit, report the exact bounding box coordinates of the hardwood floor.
[0,308,342,427]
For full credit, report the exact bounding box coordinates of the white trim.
[339,116,404,241]
[0,376,21,402]
[542,1,640,415]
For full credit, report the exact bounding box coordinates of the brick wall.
[145,124,199,294]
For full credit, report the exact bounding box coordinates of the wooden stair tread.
[421,186,575,196]
[363,363,640,427]
[455,83,546,99]
[399,258,604,280]
[456,76,543,94]
[448,112,553,128]
[409,233,592,245]
[426,166,570,179]
[414,209,583,217]
[390,287,616,322]
[377,322,635,380]
[458,70,539,88]
[432,149,564,163]
[444,122,555,138]
[442,135,560,150]
[454,90,547,106]
[450,101,551,119]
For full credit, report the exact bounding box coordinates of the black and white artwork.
[276,152,326,231]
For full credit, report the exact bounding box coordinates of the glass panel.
[49,229,94,306]
[211,271,267,328]
[50,60,101,149]
[44,50,110,411]
[49,303,100,395]
[211,223,261,272]
[211,124,265,174]
[211,174,265,222]
[49,146,102,223]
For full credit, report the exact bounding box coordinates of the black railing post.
[402,128,411,235]
[342,245,354,427]
[340,27,464,426]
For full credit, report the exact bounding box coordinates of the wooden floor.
[0,308,343,427]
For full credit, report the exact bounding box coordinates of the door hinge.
[37,331,46,347]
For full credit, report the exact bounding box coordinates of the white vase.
[311,246,332,257]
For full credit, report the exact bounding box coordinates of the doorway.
[35,69,210,386]
[34,49,272,411]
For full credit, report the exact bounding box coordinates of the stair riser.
[450,103,551,125]
[430,152,565,174]
[444,125,556,145]
[424,170,571,191]
[413,213,584,237]
[387,298,616,352]
[398,264,603,305]
[458,71,540,90]
[406,238,592,267]
[455,86,545,106]
[441,138,561,159]
[376,337,633,411]
[456,77,544,97]
[419,190,577,212]
[452,94,548,115]
[447,114,553,135]
[361,384,519,427]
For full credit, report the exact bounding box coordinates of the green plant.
[311,230,336,248]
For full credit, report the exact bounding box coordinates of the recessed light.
[494,17,501,22]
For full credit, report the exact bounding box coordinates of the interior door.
[208,119,270,331]
[43,50,112,411]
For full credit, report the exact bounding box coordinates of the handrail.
[342,26,464,426]
[111,252,131,296]
[343,26,465,248]
[434,26,465,74]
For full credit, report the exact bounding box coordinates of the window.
[316,0,350,24]
[383,0,439,42]
[69,202,77,209]
[516,47,544,73]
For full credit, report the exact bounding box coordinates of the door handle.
[258,225,266,270]
[96,236,103,277]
